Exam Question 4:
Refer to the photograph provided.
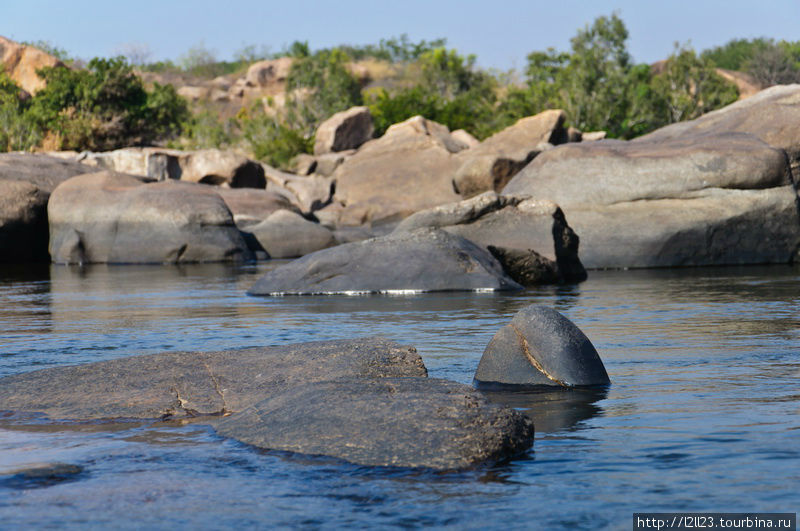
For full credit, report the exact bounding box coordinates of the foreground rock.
[636,84,800,169]
[48,172,252,264]
[0,338,426,420]
[217,378,534,470]
[475,305,610,388]
[504,133,800,268]
[243,210,335,258]
[313,106,374,155]
[453,110,566,198]
[394,192,586,283]
[330,116,467,225]
[216,188,300,227]
[263,165,334,214]
[0,154,94,263]
[248,228,522,295]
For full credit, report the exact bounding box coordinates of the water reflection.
[481,387,608,433]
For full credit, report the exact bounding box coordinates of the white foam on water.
[264,288,500,296]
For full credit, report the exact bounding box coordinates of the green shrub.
[0,72,42,151]
[27,57,189,151]
[239,106,312,170]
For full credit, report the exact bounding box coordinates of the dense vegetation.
[3,15,799,167]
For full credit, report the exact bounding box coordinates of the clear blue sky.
[3,0,799,70]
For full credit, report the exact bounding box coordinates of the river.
[0,263,798,528]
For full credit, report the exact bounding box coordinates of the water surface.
[0,263,798,529]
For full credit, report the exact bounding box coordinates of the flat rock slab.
[0,338,426,421]
[475,305,610,388]
[247,228,522,295]
[215,378,535,470]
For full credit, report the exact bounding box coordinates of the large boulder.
[216,378,534,470]
[247,228,522,295]
[474,305,610,388]
[313,106,374,155]
[0,338,426,420]
[330,116,467,226]
[453,110,566,198]
[636,84,800,170]
[0,36,63,94]
[244,57,293,89]
[48,171,253,264]
[504,132,800,268]
[180,150,266,188]
[0,154,94,263]
[243,209,335,258]
[394,192,586,283]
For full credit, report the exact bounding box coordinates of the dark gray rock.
[247,228,522,295]
[394,193,586,284]
[313,106,374,155]
[244,209,335,258]
[503,132,800,268]
[0,338,427,421]
[0,153,94,263]
[215,378,534,470]
[474,305,610,388]
[48,171,253,264]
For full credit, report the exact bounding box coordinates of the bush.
[27,57,189,151]
[239,105,312,170]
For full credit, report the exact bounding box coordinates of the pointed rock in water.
[215,378,535,470]
[474,305,610,388]
[0,338,426,421]
[247,228,523,295]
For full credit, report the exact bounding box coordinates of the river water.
[0,263,798,529]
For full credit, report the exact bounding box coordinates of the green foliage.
[26,57,189,151]
[366,46,497,138]
[179,107,236,150]
[238,105,312,169]
[286,48,363,135]
[701,37,800,86]
[333,34,447,63]
[701,38,773,71]
[652,44,739,124]
[0,72,42,151]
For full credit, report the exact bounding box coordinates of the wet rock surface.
[215,377,535,470]
[244,209,335,258]
[475,305,610,388]
[0,338,427,421]
[247,228,522,295]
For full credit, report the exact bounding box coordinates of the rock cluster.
[0,338,535,470]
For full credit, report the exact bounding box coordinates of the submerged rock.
[474,305,610,388]
[0,338,426,421]
[215,378,534,470]
[247,228,522,295]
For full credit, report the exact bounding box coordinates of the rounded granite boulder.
[474,305,610,388]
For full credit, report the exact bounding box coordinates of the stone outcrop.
[48,171,252,264]
[80,147,183,181]
[243,209,335,258]
[452,110,566,198]
[247,228,522,295]
[244,57,293,89]
[180,150,266,188]
[216,188,300,227]
[394,192,586,283]
[474,305,610,388]
[313,106,374,155]
[0,36,63,94]
[636,84,800,170]
[330,116,467,226]
[0,154,94,263]
[504,132,800,268]
[216,378,534,470]
[263,165,334,214]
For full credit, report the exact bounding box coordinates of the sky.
[3,0,800,70]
